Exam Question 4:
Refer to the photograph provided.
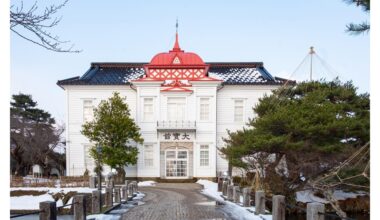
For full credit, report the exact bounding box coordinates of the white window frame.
[199,97,210,121]
[233,99,245,123]
[143,97,154,122]
[83,99,94,122]
[167,97,186,121]
[199,145,209,167]
[164,148,189,178]
[144,144,154,167]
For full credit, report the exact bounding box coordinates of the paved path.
[122,183,232,220]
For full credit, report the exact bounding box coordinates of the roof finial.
[172,18,181,51]
[176,17,178,34]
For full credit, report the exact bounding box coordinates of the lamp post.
[96,144,102,209]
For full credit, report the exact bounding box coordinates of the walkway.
[122,183,232,220]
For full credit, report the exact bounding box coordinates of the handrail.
[157,120,196,129]
[10,210,42,218]
[10,202,78,219]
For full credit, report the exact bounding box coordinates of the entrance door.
[165,149,188,178]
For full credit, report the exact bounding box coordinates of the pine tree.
[81,92,143,181]
[221,79,369,197]
[10,93,64,176]
[343,0,370,34]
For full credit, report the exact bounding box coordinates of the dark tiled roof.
[57,62,293,87]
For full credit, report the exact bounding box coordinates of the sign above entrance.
[159,131,195,142]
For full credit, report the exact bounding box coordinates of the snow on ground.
[296,190,368,204]
[11,194,55,210]
[10,187,105,210]
[86,214,120,220]
[197,179,272,220]
[137,181,156,187]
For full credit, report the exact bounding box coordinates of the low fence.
[217,177,355,220]
[11,179,139,220]
[10,175,89,187]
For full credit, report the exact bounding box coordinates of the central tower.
[132,32,220,92]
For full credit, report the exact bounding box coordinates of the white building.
[57,34,288,179]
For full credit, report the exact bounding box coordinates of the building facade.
[57,34,288,179]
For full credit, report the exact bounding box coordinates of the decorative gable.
[173,56,181,64]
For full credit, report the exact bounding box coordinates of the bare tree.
[10,0,81,53]
[10,93,66,176]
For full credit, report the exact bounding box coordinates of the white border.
[370,0,379,218]
[0,0,10,217]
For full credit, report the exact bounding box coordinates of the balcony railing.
[157,120,196,131]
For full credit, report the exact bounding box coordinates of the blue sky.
[10,0,369,122]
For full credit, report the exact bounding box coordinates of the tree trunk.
[228,161,232,177]
[115,167,126,184]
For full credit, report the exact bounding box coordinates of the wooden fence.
[10,175,90,188]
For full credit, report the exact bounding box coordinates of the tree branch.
[10,0,82,53]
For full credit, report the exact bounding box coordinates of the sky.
[10,0,370,123]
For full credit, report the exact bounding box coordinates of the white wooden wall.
[63,83,279,178]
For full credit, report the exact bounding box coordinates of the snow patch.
[11,194,55,210]
[137,181,156,187]
[296,190,368,204]
[86,214,120,220]
[10,187,104,210]
[197,179,272,220]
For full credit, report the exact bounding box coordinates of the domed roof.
[148,33,205,66]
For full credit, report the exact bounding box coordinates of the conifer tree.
[81,92,143,180]
[221,79,369,197]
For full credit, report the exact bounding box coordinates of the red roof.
[147,33,206,66]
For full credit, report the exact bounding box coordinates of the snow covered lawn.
[10,187,103,210]
[137,181,156,187]
[196,180,272,220]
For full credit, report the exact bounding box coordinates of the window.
[84,145,95,171]
[143,98,154,121]
[167,97,186,121]
[200,98,210,121]
[200,145,209,166]
[83,100,94,122]
[144,145,154,167]
[234,99,244,122]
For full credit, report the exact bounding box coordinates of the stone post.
[127,183,131,196]
[217,177,223,192]
[272,195,285,220]
[242,187,251,207]
[122,185,128,201]
[227,185,234,201]
[105,187,113,207]
[132,181,137,193]
[307,203,325,220]
[92,190,101,214]
[114,187,121,203]
[39,201,57,220]
[255,190,265,214]
[73,195,86,220]
[233,186,240,203]
[222,181,228,196]
[89,176,96,189]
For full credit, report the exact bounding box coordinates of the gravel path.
[122,183,231,220]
